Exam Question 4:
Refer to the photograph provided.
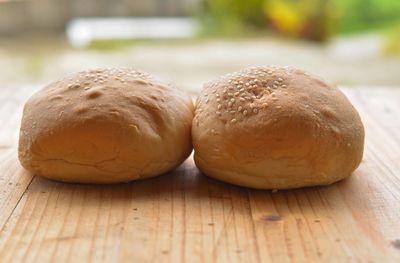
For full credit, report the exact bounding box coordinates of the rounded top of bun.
[19,68,194,183]
[192,66,364,189]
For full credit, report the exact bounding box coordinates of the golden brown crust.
[192,66,364,189]
[19,68,194,183]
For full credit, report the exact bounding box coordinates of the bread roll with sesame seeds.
[192,66,364,189]
[18,68,194,183]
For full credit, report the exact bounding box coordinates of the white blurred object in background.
[67,17,198,48]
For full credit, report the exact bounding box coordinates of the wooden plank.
[0,159,260,263]
[343,88,400,251]
[0,150,34,230]
[0,87,399,262]
[0,85,37,232]
[247,185,393,262]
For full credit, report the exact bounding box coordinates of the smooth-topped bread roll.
[19,68,194,183]
[192,66,364,189]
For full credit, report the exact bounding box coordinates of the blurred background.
[0,0,399,93]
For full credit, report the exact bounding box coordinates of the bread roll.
[192,66,364,189]
[19,68,194,183]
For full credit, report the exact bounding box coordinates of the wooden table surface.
[0,86,399,263]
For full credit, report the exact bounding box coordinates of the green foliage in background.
[198,0,400,41]
[263,0,335,41]
[335,0,400,33]
[199,0,265,36]
[384,24,400,56]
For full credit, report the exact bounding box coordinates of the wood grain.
[0,86,399,263]
[0,86,37,231]
[0,149,33,230]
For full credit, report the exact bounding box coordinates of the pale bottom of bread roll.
[194,154,351,189]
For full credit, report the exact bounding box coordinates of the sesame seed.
[217,104,222,110]
[231,119,237,123]
[253,108,258,114]
[243,110,248,116]
[230,98,235,103]
[230,111,236,114]
[238,106,243,111]
[228,102,233,107]
[216,98,221,102]
[216,111,221,115]
[239,98,246,102]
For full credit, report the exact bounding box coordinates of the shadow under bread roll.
[18,68,194,183]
